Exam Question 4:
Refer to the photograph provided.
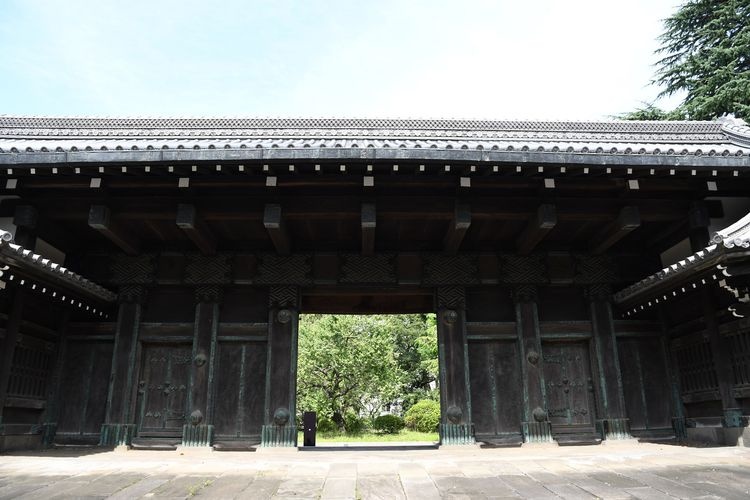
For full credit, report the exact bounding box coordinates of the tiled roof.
[0,116,748,160]
[0,229,116,304]
[613,210,750,307]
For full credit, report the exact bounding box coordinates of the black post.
[303,411,316,447]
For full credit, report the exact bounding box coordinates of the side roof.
[0,229,116,307]
[0,116,749,167]
[614,210,750,315]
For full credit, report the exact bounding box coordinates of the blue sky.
[0,0,683,119]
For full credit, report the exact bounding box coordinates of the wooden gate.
[542,341,597,441]
[135,344,192,437]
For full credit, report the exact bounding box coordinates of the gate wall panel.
[57,340,113,439]
[212,341,267,439]
[618,337,672,435]
[468,339,522,439]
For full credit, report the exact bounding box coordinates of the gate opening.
[296,314,439,445]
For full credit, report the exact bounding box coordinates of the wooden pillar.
[658,307,687,440]
[182,286,220,447]
[588,284,631,440]
[702,292,743,427]
[261,285,299,447]
[436,286,473,445]
[41,310,71,447]
[100,286,145,447]
[0,289,25,425]
[512,285,552,443]
[686,203,742,427]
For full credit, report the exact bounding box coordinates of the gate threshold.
[299,441,438,451]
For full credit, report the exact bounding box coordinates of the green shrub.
[372,414,405,434]
[404,399,440,433]
[344,412,367,434]
[316,417,337,433]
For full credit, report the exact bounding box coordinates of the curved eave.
[613,246,730,310]
[1,147,749,168]
[0,239,117,305]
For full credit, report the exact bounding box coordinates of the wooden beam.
[517,204,557,255]
[176,204,216,255]
[361,202,376,255]
[263,204,290,255]
[88,205,140,255]
[591,206,641,255]
[443,203,471,254]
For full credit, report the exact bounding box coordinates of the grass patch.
[298,430,438,443]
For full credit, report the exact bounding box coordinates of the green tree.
[296,314,437,431]
[620,0,750,120]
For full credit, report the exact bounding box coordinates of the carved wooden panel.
[340,254,396,284]
[423,255,478,285]
[542,341,596,433]
[212,340,267,439]
[135,344,191,437]
[109,254,156,285]
[56,340,113,438]
[500,254,547,284]
[618,337,672,433]
[573,254,617,284]
[255,255,312,285]
[184,254,232,284]
[468,339,522,438]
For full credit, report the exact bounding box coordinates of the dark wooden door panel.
[136,344,191,437]
[57,341,113,437]
[619,337,672,432]
[468,340,522,438]
[543,341,596,433]
[213,342,267,438]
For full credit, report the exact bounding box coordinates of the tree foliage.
[404,399,441,433]
[296,314,437,431]
[621,0,750,120]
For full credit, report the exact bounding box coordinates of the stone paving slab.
[0,443,749,499]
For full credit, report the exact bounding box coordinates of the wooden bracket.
[88,205,140,255]
[591,206,641,255]
[517,204,557,255]
[263,204,291,255]
[443,203,471,254]
[361,203,376,255]
[176,204,216,255]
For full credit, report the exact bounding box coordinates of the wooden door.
[468,339,523,443]
[618,337,673,437]
[543,341,597,437]
[136,344,192,437]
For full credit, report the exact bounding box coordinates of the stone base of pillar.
[722,408,747,428]
[182,424,214,447]
[522,421,553,444]
[41,423,57,447]
[99,423,136,447]
[598,418,633,440]
[672,417,688,440]
[440,423,474,445]
[261,424,297,447]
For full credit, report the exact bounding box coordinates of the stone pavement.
[1,442,749,499]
